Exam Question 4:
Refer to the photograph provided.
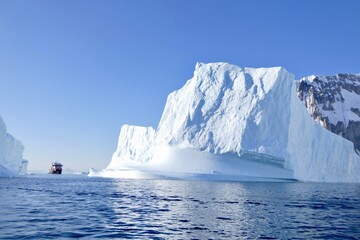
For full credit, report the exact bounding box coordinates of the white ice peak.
[156,63,291,158]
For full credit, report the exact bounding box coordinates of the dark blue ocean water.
[0,174,359,239]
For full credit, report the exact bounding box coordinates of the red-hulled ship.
[49,162,63,174]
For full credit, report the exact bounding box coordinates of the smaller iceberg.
[0,116,27,177]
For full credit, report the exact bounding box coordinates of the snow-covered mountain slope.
[0,116,25,177]
[297,74,360,154]
[99,63,360,182]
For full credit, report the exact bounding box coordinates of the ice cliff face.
[0,116,25,177]
[107,125,155,169]
[107,62,360,182]
[156,63,292,158]
[297,74,360,155]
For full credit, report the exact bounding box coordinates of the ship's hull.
[49,169,62,174]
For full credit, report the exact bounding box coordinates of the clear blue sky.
[0,0,359,171]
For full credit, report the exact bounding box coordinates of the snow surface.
[340,89,360,123]
[92,62,360,182]
[0,116,25,177]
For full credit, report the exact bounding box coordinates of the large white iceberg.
[0,116,26,177]
[91,62,360,182]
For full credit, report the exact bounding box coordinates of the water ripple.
[1,176,360,239]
